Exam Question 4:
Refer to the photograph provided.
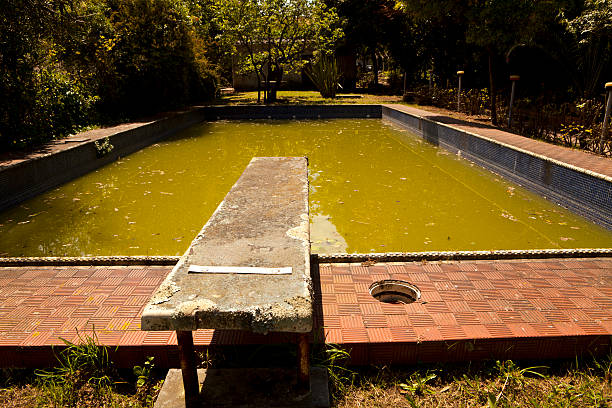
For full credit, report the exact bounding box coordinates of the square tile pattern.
[0,258,610,366]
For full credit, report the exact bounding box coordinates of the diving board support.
[176,331,199,408]
[142,157,313,407]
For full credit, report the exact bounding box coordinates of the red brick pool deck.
[1,258,610,367]
[1,105,611,367]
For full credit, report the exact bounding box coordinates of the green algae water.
[0,119,610,256]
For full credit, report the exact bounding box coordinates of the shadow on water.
[162,121,216,142]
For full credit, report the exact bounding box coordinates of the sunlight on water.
[0,119,610,256]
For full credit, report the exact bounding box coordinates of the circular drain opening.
[369,280,420,304]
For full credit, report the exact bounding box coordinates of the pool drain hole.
[369,280,420,304]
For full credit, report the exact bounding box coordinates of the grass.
[1,334,609,407]
[0,331,163,408]
[216,90,405,106]
[329,352,612,408]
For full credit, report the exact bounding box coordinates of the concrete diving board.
[141,156,313,407]
[142,156,312,334]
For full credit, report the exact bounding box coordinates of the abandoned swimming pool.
[0,118,610,257]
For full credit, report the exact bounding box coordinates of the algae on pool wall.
[0,119,610,257]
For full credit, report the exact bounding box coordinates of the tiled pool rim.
[2,248,612,267]
[1,104,610,231]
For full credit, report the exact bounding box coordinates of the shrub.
[410,84,610,156]
[0,67,97,150]
[0,0,218,151]
[305,54,340,98]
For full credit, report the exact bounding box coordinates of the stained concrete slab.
[154,367,329,408]
[142,157,312,334]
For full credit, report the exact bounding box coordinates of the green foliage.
[94,137,114,158]
[0,0,98,150]
[563,0,612,96]
[399,370,437,396]
[304,54,340,98]
[133,357,160,406]
[214,0,343,102]
[511,97,608,153]
[496,360,547,385]
[133,357,155,389]
[413,86,493,116]
[35,331,115,406]
[313,344,356,400]
[330,356,611,407]
[0,0,218,151]
[95,0,217,117]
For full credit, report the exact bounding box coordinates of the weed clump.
[333,354,612,408]
[28,330,161,408]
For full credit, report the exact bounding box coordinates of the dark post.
[457,71,464,111]
[600,82,612,153]
[177,330,200,408]
[297,333,310,392]
[508,75,520,128]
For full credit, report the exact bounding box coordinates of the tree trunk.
[371,49,379,86]
[256,72,261,104]
[263,68,269,104]
[488,51,497,125]
[267,64,282,103]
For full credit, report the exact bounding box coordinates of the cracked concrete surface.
[141,157,312,334]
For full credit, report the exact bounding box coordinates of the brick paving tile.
[0,258,610,366]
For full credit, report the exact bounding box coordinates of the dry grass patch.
[217,91,405,106]
[332,356,611,408]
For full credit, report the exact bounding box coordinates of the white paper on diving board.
[187,265,292,275]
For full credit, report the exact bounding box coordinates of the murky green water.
[0,119,610,256]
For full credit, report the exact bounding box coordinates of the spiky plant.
[304,54,339,99]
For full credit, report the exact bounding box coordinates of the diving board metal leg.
[298,333,310,392]
[177,330,199,408]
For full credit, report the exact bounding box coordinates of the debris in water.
[501,212,517,222]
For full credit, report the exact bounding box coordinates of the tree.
[564,0,612,97]
[214,0,343,103]
[0,0,101,149]
[0,0,218,150]
[334,0,393,87]
[398,0,561,124]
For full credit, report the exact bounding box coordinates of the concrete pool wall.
[0,105,380,212]
[1,104,610,233]
[0,108,205,212]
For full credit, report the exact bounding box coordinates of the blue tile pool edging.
[199,104,382,120]
[382,105,612,230]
